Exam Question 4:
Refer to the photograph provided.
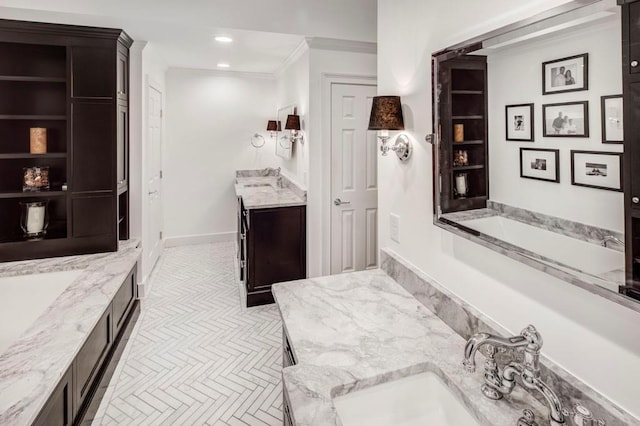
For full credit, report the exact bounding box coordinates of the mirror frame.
[430,0,640,313]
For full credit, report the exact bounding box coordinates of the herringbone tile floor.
[93,242,283,425]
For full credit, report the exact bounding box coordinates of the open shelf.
[0,115,66,120]
[451,90,483,95]
[452,165,485,171]
[452,115,483,120]
[0,76,66,83]
[0,153,67,159]
[0,191,67,199]
[452,140,484,146]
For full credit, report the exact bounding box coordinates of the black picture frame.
[542,101,589,137]
[520,148,560,183]
[505,103,534,142]
[601,95,623,144]
[570,150,623,192]
[542,53,588,95]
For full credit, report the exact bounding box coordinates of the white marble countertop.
[235,176,306,209]
[0,240,141,425]
[272,270,549,426]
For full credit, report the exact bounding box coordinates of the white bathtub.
[0,270,83,355]
[459,216,623,291]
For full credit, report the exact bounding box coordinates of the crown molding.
[274,38,310,78]
[167,66,276,80]
[305,37,377,54]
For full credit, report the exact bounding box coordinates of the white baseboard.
[164,232,236,248]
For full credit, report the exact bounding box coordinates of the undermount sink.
[243,183,272,188]
[333,371,479,426]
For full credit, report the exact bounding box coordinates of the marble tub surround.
[273,270,551,426]
[0,241,141,425]
[381,248,639,426]
[235,170,306,209]
[0,239,140,279]
[487,201,624,252]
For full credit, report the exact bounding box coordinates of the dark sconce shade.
[267,120,278,131]
[285,114,301,131]
[368,96,404,130]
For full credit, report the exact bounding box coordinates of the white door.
[331,83,378,274]
[146,83,163,272]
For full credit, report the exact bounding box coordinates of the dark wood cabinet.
[436,55,489,213]
[622,0,640,300]
[33,367,73,426]
[238,201,306,307]
[112,266,136,337]
[0,19,132,262]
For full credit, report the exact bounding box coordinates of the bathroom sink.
[333,371,479,426]
[243,183,272,188]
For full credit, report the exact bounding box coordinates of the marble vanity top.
[0,240,141,425]
[235,172,306,209]
[272,270,549,426]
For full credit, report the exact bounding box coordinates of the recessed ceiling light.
[217,63,230,68]
[215,36,233,43]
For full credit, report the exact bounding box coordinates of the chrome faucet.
[601,235,624,248]
[261,166,281,176]
[463,325,566,425]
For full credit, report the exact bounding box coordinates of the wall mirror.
[275,104,295,160]
[431,0,640,311]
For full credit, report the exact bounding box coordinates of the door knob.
[633,197,639,204]
[148,190,158,196]
[632,60,639,68]
[334,198,351,206]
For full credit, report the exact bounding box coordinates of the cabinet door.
[73,306,112,417]
[113,265,136,337]
[72,102,115,192]
[33,367,73,426]
[116,47,128,101]
[116,102,129,188]
[71,46,115,98]
[628,82,640,208]
[72,195,115,238]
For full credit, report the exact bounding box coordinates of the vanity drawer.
[112,265,136,337]
[33,367,73,426]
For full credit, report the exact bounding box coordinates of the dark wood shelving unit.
[437,55,489,213]
[0,19,132,263]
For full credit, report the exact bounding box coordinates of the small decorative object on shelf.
[454,124,464,142]
[29,127,47,154]
[23,166,50,191]
[20,200,49,239]
[453,150,468,167]
[454,173,469,198]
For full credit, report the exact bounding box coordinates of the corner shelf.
[0,190,67,199]
[0,153,67,159]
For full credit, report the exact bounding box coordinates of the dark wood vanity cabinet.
[33,367,73,426]
[621,0,640,300]
[436,55,489,213]
[0,19,132,262]
[238,201,306,307]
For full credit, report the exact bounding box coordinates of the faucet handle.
[562,404,606,426]
[520,325,543,350]
[517,409,538,426]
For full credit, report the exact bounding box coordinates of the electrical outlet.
[390,213,400,243]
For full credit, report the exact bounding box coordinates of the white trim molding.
[164,232,237,248]
[306,37,377,54]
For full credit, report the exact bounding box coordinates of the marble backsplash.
[236,168,306,200]
[380,248,639,426]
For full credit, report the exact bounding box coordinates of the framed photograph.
[571,150,622,191]
[505,104,534,141]
[520,148,560,183]
[542,101,589,137]
[542,53,588,95]
[601,95,623,144]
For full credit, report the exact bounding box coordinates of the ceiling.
[0,0,377,73]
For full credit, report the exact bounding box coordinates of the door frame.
[321,73,377,276]
[141,75,165,291]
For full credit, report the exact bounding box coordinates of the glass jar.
[20,200,49,239]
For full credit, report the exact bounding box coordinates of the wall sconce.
[285,114,304,144]
[266,120,281,138]
[368,95,412,161]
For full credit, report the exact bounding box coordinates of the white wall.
[487,16,623,231]
[163,68,277,241]
[274,48,310,187]
[378,0,640,418]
